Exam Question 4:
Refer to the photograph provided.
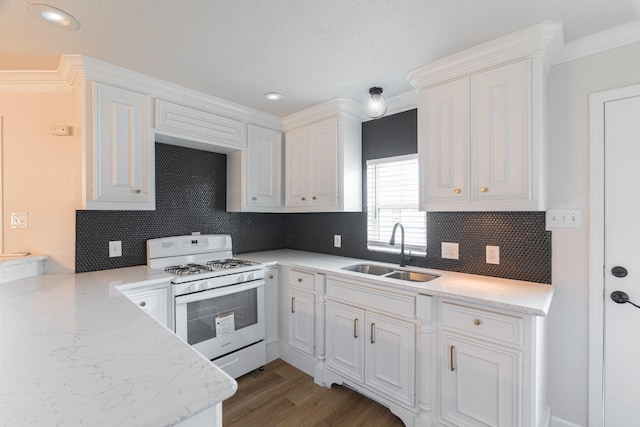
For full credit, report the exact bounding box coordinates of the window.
[366,154,426,255]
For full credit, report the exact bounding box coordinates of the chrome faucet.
[389,222,409,267]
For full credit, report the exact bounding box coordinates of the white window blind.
[367,154,426,255]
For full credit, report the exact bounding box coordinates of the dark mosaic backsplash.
[76,109,551,283]
[75,143,287,273]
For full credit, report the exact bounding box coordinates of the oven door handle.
[175,279,265,304]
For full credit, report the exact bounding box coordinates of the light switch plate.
[546,209,582,229]
[334,235,341,248]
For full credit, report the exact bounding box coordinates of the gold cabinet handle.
[370,323,376,344]
[453,188,461,194]
[473,318,481,326]
[291,297,295,313]
[354,318,359,339]
[139,301,146,307]
[450,345,456,372]
[480,187,488,193]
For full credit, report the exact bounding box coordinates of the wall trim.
[588,82,640,427]
[556,19,640,64]
[282,97,363,131]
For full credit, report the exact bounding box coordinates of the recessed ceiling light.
[29,3,80,31]
[263,92,284,101]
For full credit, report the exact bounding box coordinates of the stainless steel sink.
[341,264,395,276]
[341,264,439,283]
[385,271,439,282]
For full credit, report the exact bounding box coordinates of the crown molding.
[555,19,640,64]
[0,55,83,92]
[406,21,563,89]
[282,98,364,131]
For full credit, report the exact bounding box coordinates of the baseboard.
[550,415,585,427]
[278,344,316,377]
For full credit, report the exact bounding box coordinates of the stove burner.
[165,263,212,276]
[206,258,258,269]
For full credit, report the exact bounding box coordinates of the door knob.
[611,290,640,309]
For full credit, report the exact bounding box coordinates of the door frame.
[588,83,640,426]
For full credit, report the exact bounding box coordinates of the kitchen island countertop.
[0,266,237,427]
[240,249,554,316]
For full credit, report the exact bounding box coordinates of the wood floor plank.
[223,359,405,427]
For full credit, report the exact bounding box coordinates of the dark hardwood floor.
[223,359,405,427]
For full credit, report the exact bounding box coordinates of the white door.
[284,127,310,207]
[288,287,315,356]
[308,117,338,208]
[603,95,640,425]
[325,301,364,382]
[246,125,282,208]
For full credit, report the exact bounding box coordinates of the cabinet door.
[91,82,153,208]
[326,301,365,382]
[247,125,282,208]
[420,79,469,206]
[264,268,279,348]
[365,312,416,406]
[471,59,531,203]
[308,117,338,208]
[284,127,310,207]
[288,287,315,356]
[124,286,170,328]
[441,331,521,427]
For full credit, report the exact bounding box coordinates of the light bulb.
[365,87,388,118]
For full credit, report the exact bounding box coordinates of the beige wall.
[547,41,640,426]
[1,90,80,272]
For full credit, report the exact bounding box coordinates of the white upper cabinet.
[227,124,283,212]
[154,99,244,153]
[408,22,562,211]
[283,99,362,212]
[86,82,155,210]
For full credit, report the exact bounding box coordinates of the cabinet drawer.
[327,278,415,319]
[289,269,315,291]
[440,302,523,346]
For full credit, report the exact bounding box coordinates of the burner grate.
[206,258,259,269]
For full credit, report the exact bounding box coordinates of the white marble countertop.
[0,266,237,427]
[240,249,554,316]
[0,253,48,266]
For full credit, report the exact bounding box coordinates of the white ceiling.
[2,0,639,116]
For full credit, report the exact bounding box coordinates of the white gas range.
[147,234,266,379]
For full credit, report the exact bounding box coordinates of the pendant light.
[365,87,388,119]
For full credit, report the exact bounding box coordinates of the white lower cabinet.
[264,267,279,362]
[326,301,416,406]
[288,287,315,356]
[119,281,172,329]
[438,300,547,427]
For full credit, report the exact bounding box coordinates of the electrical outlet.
[109,241,122,258]
[334,235,342,248]
[486,245,500,264]
[441,242,459,260]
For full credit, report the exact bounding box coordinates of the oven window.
[186,288,258,345]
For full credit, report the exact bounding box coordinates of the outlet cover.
[334,235,342,248]
[109,241,122,258]
[10,212,28,229]
[442,242,459,260]
[486,245,500,264]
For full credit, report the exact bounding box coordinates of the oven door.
[174,280,265,360]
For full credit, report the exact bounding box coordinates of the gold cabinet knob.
[301,197,306,201]
[139,301,146,307]
[312,196,317,200]
[453,188,461,194]
[135,189,142,194]
[252,196,257,201]
[480,187,488,193]
[473,318,481,326]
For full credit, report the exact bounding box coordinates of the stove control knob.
[247,273,255,281]
[200,282,208,291]
[189,284,198,293]
[238,275,245,283]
